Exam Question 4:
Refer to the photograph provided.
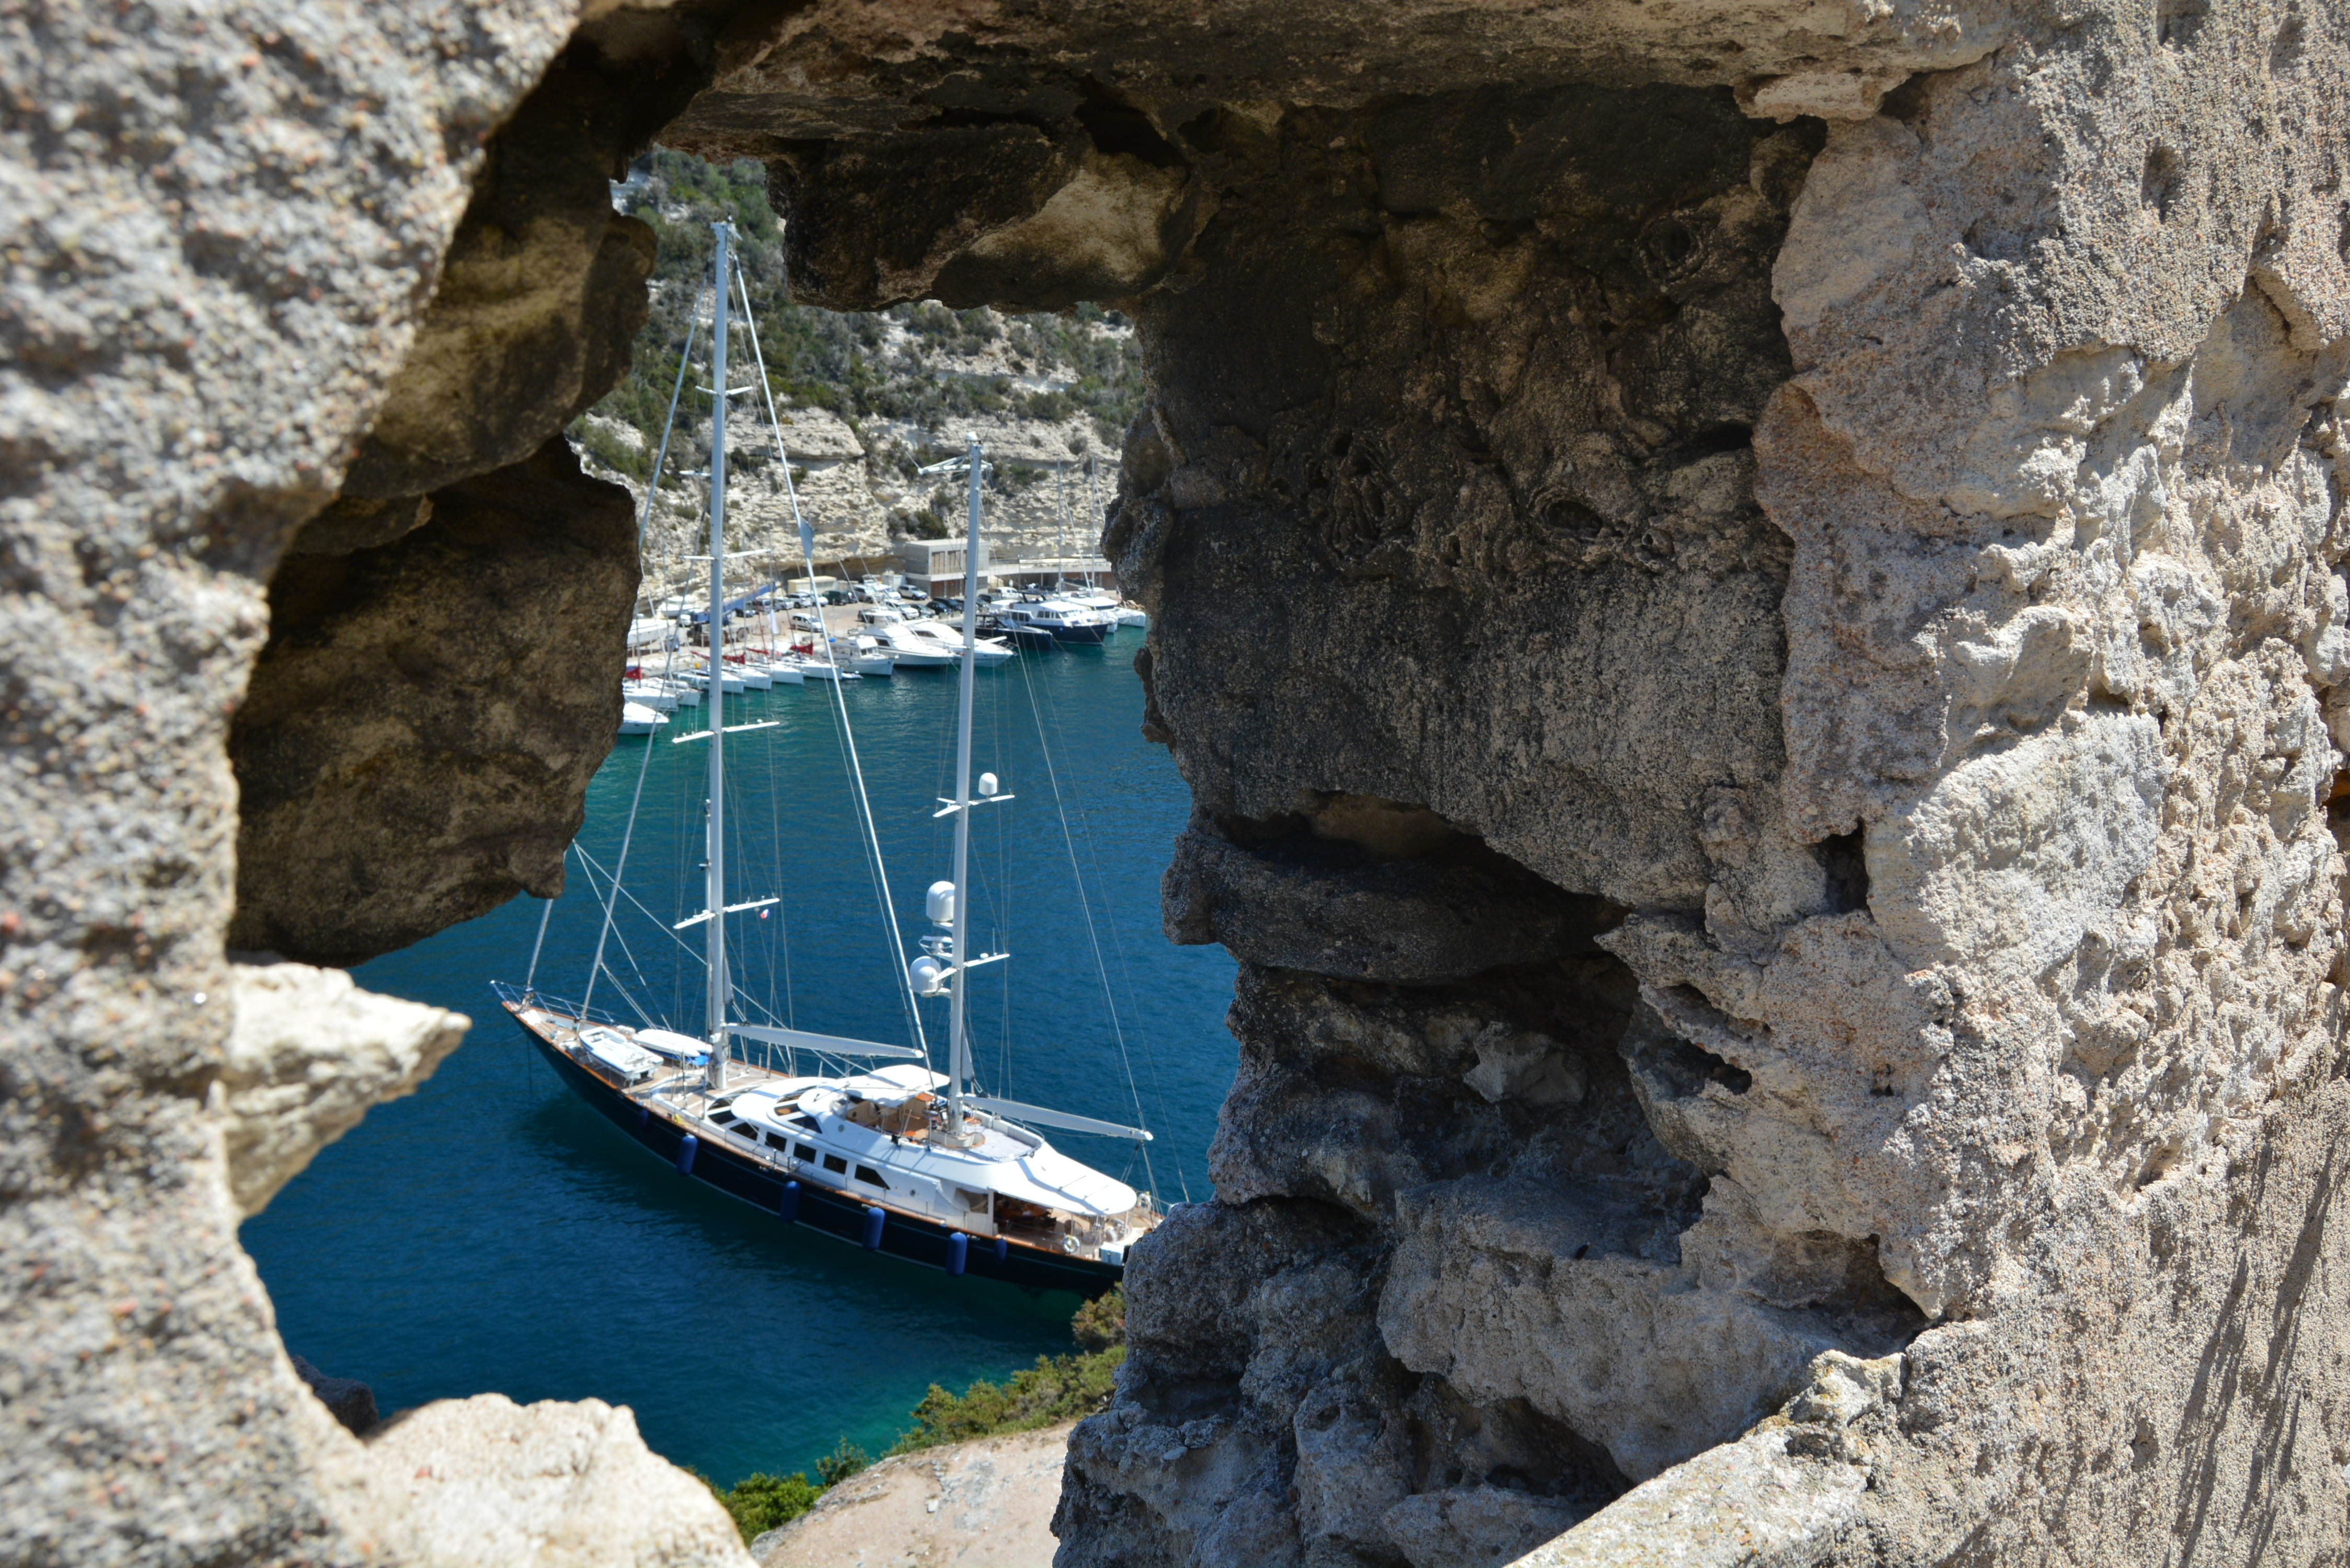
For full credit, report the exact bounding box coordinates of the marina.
[239,608,1230,1486]
[515,234,1166,1290]
[239,228,1225,1489]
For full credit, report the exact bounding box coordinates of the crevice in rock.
[1814,827,1870,916]
[1169,801,1629,987]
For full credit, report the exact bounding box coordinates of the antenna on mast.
[912,436,1011,1147]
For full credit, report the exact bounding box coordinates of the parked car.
[791,612,822,631]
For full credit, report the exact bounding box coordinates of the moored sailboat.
[501,223,1159,1289]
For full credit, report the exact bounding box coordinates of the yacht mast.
[943,435,983,1144]
[705,222,732,1091]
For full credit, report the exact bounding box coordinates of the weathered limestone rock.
[225,20,717,965]
[221,961,469,1216]
[17,0,2350,1564]
[340,38,700,502]
[323,1394,751,1567]
[753,1422,1077,1567]
[1164,806,1623,986]
[230,437,639,965]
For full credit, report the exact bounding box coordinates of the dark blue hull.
[1049,622,1113,644]
[517,1015,1122,1296]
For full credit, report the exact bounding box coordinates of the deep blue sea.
[241,635,1236,1485]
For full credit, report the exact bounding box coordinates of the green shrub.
[715,1470,823,1540]
[814,1437,870,1486]
[889,1344,1125,1456]
[1072,1286,1126,1353]
[571,419,649,482]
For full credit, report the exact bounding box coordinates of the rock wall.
[673,2,2350,1563]
[11,1,2350,1565]
[0,0,748,1562]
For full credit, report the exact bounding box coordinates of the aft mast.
[943,435,984,1146]
[706,221,732,1092]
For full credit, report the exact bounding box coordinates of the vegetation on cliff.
[572,150,1144,493]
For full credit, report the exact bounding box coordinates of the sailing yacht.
[501,224,1158,1290]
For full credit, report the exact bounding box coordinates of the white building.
[899,537,992,599]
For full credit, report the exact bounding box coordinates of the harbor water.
[240,636,1237,1485]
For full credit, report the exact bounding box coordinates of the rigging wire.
[1011,630,1179,1202]
[524,881,558,995]
[580,720,658,1019]
[1029,655,1185,1171]
[730,250,932,1068]
[638,284,708,550]
[559,851,659,1028]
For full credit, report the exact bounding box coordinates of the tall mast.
[705,222,731,1091]
[943,435,983,1144]
[1085,455,1100,588]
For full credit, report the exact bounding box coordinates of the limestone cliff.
[9,2,2350,1566]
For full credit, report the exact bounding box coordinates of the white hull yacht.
[507,226,1158,1287]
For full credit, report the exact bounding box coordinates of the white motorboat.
[891,619,1014,665]
[866,622,958,668]
[505,232,1158,1287]
[831,635,895,676]
[1062,589,1144,628]
[681,661,746,694]
[617,700,667,736]
[996,594,1115,644]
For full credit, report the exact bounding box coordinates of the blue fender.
[676,1134,698,1175]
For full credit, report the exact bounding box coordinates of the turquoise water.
[240,638,1236,1484]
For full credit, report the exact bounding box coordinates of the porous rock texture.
[13,2,2350,1567]
[231,436,640,965]
[0,0,749,1562]
[673,2,2350,1563]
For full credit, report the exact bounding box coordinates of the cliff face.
[10,2,2350,1566]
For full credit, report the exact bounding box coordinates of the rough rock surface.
[231,436,639,965]
[221,960,469,1216]
[323,1393,753,1567]
[15,0,2350,1565]
[752,1422,1076,1568]
[667,4,2350,1565]
[0,0,744,1563]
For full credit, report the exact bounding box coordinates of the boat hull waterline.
[509,1001,1130,1293]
